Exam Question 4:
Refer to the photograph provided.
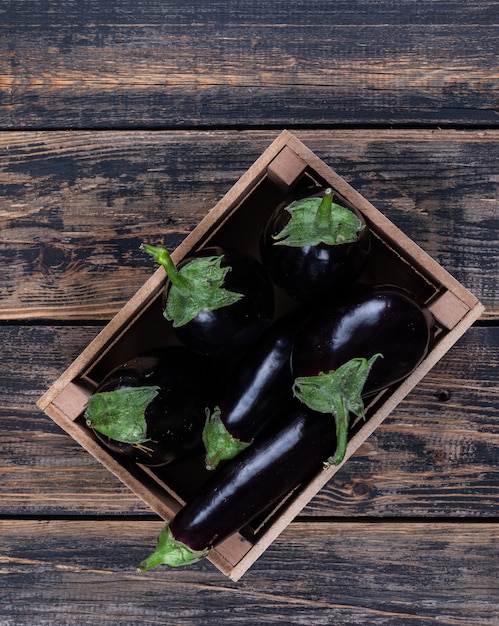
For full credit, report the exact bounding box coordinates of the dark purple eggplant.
[137,402,336,571]
[202,310,303,470]
[84,346,215,467]
[260,188,371,302]
[291,285,434,465]
[142,244,274,357]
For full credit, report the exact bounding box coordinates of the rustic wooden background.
[1,2,498,625]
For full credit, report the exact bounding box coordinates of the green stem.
[202,407,251,470]
[141,244,190,294]
[315,187,334,231]
[293,354,383,468]
[137,525,208,572]
[84,385,159,444]
[325,395,350,468]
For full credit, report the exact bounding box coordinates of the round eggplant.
[142,244,274,357]
[84,346,215,467]
[291,285,434,465]
[260,188,371,302]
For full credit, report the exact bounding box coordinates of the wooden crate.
[37,130,484,580]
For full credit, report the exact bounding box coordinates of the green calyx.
[272,187,364,248]
[141,244,244,327]
[84,386,160,444]
[137,525,209,572]
[293,354,382,467]
[202,407,251,470]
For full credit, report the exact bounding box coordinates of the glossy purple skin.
[218,310,303,443]
[260,193,371,302]
[291,286,433,396]
[91,347,214,466]
[170,403,336,552]
[166,247,274,357]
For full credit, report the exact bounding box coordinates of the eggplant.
[291,285,434,465]
[202,310,303,470]
[137,402,336,571]
[142,244,274,357]
[260,188,371,302]
[84,346,215,467]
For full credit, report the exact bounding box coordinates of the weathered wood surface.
[1,520,498,626]
[1,0,497,624]
[2,325,498,518]
[1,1,497,128]
[1,129,497,320]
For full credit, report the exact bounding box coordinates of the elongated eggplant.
[137,402,336,571]
[142,244,274,357]
[84,346,215,467]
[291,285,434,465]
[202,311,303,470]
[260,188,371,301]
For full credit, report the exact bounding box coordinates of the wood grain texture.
[1,1,497,617]
[1,1,497,128]
[1,520,498,625]
[1,325,497,518]
[1,129,497,320]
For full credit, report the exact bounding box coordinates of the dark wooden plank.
[1,1,497,127]
[0,324,151,515]
[1,325,497,517]
[1,129,497,320]
[304,323,499,518]
[1,519,497,625]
